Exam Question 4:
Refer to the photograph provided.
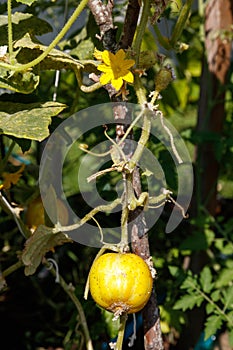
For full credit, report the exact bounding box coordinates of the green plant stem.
[134,74,147,105]
[120,174,130,251]
[54,197,121,233]
[0,140,16,174]
[133,0,151,65]
[0,191,31,238]
[128,112,151,170]
[2,0,89,71]
[128,75,152,170]
[115,313,128,350]
[2,260,23,278]
[170,0,193,47]
[47,261,94,350]
[7,0,13,64]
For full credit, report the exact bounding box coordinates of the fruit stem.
[115,313,128,350]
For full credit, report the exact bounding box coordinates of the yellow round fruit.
[89,253,153,314]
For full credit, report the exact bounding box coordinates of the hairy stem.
[133,0,151,65]
[115,313,128,350]
[7,0,13,63]
[2,260,23,278]
[54,197,121,233]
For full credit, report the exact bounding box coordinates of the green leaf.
[168,265,180,277]
[204,315,223,339]
[16,0,37,5]
[0,68,40,94]
[200,266,213,293]
[206,303,215,315]
[0,13,52,46]
[222,285,233,309]
[0,101,66,141]
[180,274,198,291]
[173,294,204,311]
[70,38,95,60]
[22,225,72,276]
[14,34,85,72]
[211,290,221,302]
[215,268,233,288]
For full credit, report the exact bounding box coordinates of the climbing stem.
[128,110,151,170]
[115,313,128,350]
[2,260,23,278]
[2,0,89,71]
[133,0,151,65]
[7,0,13,63]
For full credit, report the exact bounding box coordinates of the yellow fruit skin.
[89,253,153,314]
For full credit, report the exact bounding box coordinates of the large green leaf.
[0,101,66,141]
[15,34,85,71]
[0,68,40,94]
[16,0,37,5]
[0,13,52,46]
[22,225,72,276]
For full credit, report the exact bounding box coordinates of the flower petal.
[122,71,134,84]
[100,72,112,85]
[98,64,112,73]
[111,77,123,90]
[102,50,113,66]
[93,48,103,60]
[115,49,126,61]
[122,59,135,69]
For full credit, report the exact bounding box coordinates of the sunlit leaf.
[0,101,66,141]
[14,34,85,71]
[204,315,223,340]
[215,268,233,288]
[222,285,233,309]
[0,68,40,94]
[16,0,37,5]
[22,225,72,276]
[0,13,52,46]
[173,294,204,311]
[206,303,215,315]
[200,266,213,293]
[70,38,94,60]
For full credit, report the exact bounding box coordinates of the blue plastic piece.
[194,332,216,350]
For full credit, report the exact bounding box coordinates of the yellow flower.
[97,49,135,91]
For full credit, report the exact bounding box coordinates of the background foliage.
[0,0,232,349]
